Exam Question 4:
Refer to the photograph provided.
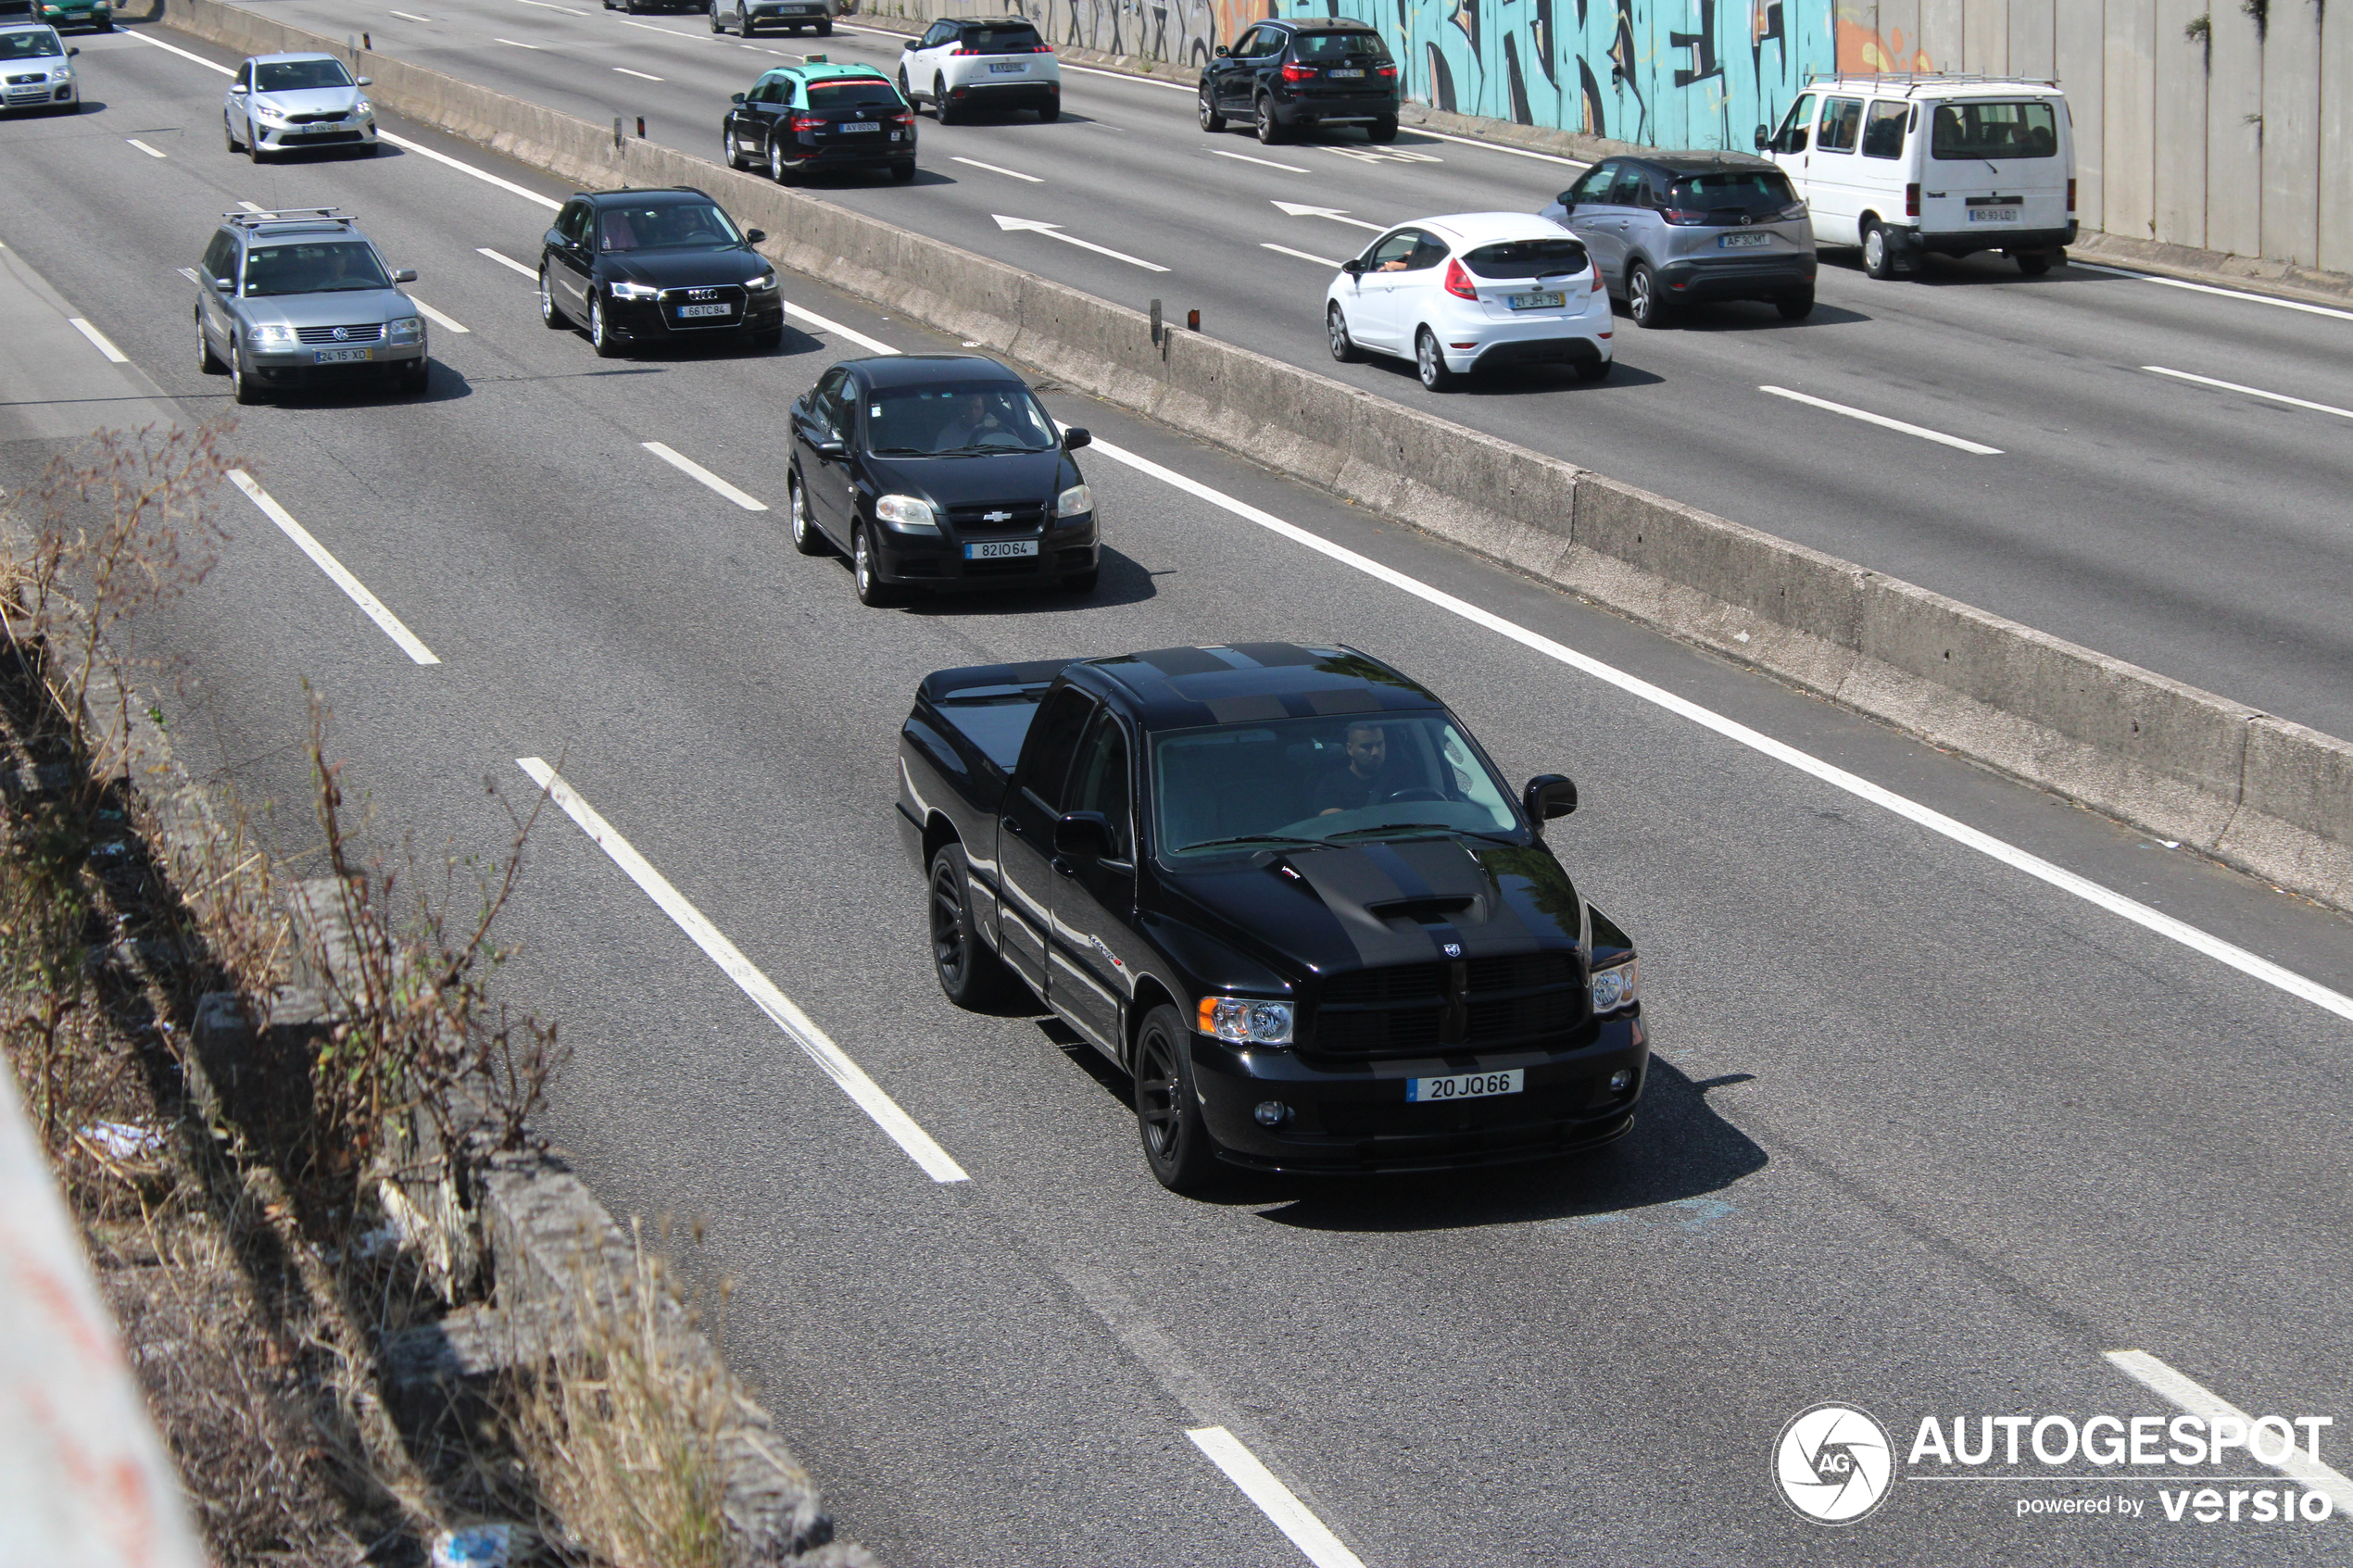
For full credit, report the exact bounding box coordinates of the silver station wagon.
[194,208,429,403]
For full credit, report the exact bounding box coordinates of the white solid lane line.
[1209,147,1309,174]
[383,132,562,210]
[991,214,1168,271]
[228,472,440,665]
[614,67,663,82]
[406,297,470,333]
[784,301,895,356]
[66,318,130,364]
[1187,1428,1366,1568]
[125,29,233,74]
[389,10,434,22]
[1273,201,1387,232]
[1263,243,1341,268]
[493,37,543,49]
[476,245,541,278]
[2143,365,2353,420]
[950,156,1043,183]
[1074,432,2353,1026]
[127,139,167,158]
[2071,260,2353,324]
[515,759,971,1185]
[642,442,768,511]
[2106,1352,2353,1512]
[1758,385,2003,456]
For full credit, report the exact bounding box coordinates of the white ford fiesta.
[1324,212,1614,391]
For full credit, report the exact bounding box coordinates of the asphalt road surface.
[3,21,2350,1567]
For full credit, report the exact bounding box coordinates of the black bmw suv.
[1198,19,1399,144]
[536,187,784,356]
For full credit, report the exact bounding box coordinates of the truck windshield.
[1152,713,1522,859]
[1930,100,2058,159]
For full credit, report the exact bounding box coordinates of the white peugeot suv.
[1325,212,1614,391]
[896,15,1060,123]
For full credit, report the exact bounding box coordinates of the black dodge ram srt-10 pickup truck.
[896,642,1646,1191]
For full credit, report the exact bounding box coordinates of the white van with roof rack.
[1755,74,2075,280]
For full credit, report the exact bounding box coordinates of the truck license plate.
[1405,1069,1523,1103]
[965,539,1038,559]
[989,60,1025,73]
[312,346,372,363]
[1506,291,1564,310]
[676,303,733,318]
[1968,207,2020,223]
[1719,232,1772,248]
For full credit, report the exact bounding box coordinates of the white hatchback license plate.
[842,120,878,132]
[989,61,1026,73]
[1328,68,1364,78]
[965,539,1038,559]
[312,346,372,363]
[1968,207,2020,223]
[1506,291,1564,310]
[1406,1069,1524,1103]
[1719,232,1772,248]
[676,303,733,318]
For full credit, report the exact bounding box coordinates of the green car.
[34,0,111,32]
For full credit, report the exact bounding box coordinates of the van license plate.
[1719,232,1772,248]
[1967,207,2020,223]
[966,539,1038,559]
[989,60,1025,72]
[1506,291,1564,310]
[313,347,372,363]
[1406,1069,1524,1103]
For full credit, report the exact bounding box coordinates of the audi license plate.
[965,539,1038,560]
[1719,232,1772,248]
[1328,68,1364,78]
[1968,207,2020,223]
[989,60,1026,72]
[1506,291,1564,310]
[676,303,732,318]
[842,120,878,132]
[312,347,372,363]
[1405,1069,1524,1104]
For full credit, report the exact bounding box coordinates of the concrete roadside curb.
[150,1,2353,915]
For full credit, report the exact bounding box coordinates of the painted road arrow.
[991,214,1169,271]
[1271,201,1389,232]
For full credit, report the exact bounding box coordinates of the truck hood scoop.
[1278,839,1530,967]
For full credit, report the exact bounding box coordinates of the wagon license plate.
[1506,291,1564,310]
[1968,207,2020,223]
[676,303,733,318]
[965,538,1038,560]
[312,346,372,363]
[1328,68,1364,78]
[989,60,1026,72]
[841,120,878,133]
[1405,1069,1523,1103]
[1719,232,1772,248]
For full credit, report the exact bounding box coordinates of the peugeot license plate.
[676,303,732,318]
[1968,207,2020,223]
[842,120,878,132]
[1405,1069,1524,1103]
[989,60,1025,72]
[965,539,1038,560]
[1719,232,1772,248]
[312,347,372,363]
[1506,291,1564,310]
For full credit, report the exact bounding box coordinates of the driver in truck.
[1311,721,1395,814]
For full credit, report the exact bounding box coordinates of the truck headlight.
[1199,997,1292,1046]
[1055,483,1093,518]
[608,280,660,299]
[250,323,296,345]
[1590,955,1639,1014]
[875,494,937,533]
[386,317,423,343]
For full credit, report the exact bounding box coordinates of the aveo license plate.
[676,303,733,318]
[842,120,878,133]
[965,539,1038,560]
[1719,232,1772,248]
[1506,291,1565,310]
[1968,207,2021,223]
[1406,1069,1524,1103]
[989,60,1026,73]
[312,346,372,363]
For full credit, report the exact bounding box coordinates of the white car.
[896,14,1060,124]
[1324,212,1614,391]
[0,22,79,115]
[224,51,378,162]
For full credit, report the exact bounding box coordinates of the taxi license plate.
[966,539,1039,560]
[313,347,372,363]
[1328,68,1364,78]
[677,303,733,319]
[1506,291,1564,310]
[842,120,878,132]
[1405,1069,1523,1103]
[989,60,1026,73]
[1968,207,2020,223]
[1719,232,1772,248]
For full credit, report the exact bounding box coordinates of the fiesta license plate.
[676,303,733,318]
[1406,1069,1524,1103]
[1506,291,1565,310]
[1968,207,2020,223]
[989,60,1026,72]
[965,539,1039,560]
[1719,232,1772,248]
[312,346,372,363]
[842,120,878,132]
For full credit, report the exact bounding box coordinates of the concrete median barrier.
[152,0,2352,911]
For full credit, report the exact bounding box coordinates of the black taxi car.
[724,60,916,184]
[1198,18,1401,145]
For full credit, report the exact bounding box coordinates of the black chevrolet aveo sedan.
[537,186,785,356]
[788,355,1101,604]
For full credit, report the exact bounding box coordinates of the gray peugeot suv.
[194,208,428,403]
[1541,152,1818,326]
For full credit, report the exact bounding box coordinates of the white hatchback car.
[1324,212,1613,391]
[0,22,80,115]
[896,14,1060,123]
[224,52,377,161]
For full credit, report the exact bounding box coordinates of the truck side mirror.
[1755,125,1770,151]
[1523,773,1578,822]
[1054,811,1114,859]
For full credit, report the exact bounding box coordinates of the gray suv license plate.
[1719,232,1772,248]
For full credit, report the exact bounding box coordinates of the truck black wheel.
[1135,1005,1221,1193]
[930,845,1015,1009]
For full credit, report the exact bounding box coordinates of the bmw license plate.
[313,346,372,363]
[965,539,1038,560]
[842,120,878,132]
[1506,291,1564,310]
[1328,68,1364,78]
[1719,232,1772,248]
[677,303,732,318]
[1968,207,2020,223]
[989,60,1025,73]
[1405,1069,1523,1104]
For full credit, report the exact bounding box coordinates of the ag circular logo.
[1774,1403,1893,1524]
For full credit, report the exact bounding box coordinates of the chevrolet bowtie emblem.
[983,510,1013,522]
